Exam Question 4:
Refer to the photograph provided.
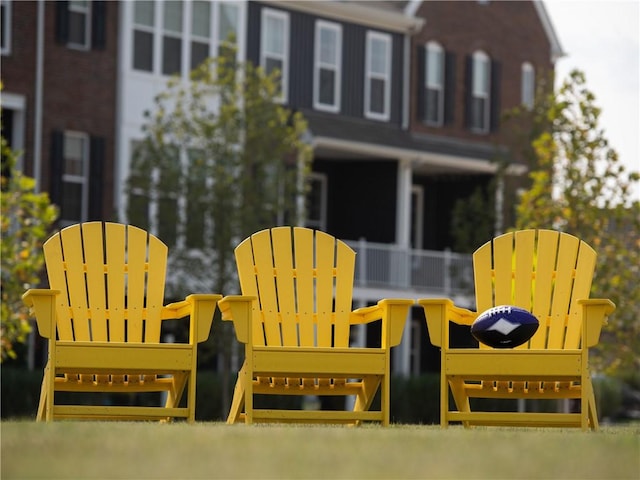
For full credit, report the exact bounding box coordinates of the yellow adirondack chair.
[22,222,221,422]
[218,227,414,425]
[418,229,615,430]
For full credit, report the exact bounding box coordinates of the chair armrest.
[418,298,477,348]
[579,298,616,348]
[352,299,415,348]
[162,294,222,343]
[22,289,60,339]
[218,295,256,344]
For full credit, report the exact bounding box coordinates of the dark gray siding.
[247,2,404,126]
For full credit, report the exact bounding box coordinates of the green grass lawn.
[2,421,639,479]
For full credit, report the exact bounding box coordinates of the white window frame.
[471,50,491,134]
[364,31,391,121]
[61,131,90,225]
[67,0,91,51]
[260,8,289,103]
[521,62,535,110]
[1,0,12,56]
[424,41,444,126]
[313,20,342,113]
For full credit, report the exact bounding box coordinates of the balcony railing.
[345,239,474,296]
[165,239,474,299]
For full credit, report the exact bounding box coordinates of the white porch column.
[396,158,413,249]
[394,159,413,376]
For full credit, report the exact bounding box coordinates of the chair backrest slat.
[565,242,597,348]
[334,240,356,347]
[43,222,168,344]
[294,228,316,347]
[145,230,168,342]
[60,225,91,341]
[272,227,298,346]
[315,230,335,348]
[125,225,148,342]
[473,229,595,351]
[251,229,282,346]
[235,237,265,346]
[105,223,127,342]
[82,223,108,341]
[547,233,580,349]
[235,227,355,348]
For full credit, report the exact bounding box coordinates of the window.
[133,0,155,71]
[133,1,242,75]
[1,0,11,55]
[470,50,490,133]
[190,1,211,69]
[305,173,327,231]
[162,1,183,75]
[68,1,91,50]
[424,42,444,126]
[61,132,90,224]
[365,31,391,121]
[261,8,289,102]
[217,2,240,57]
[521,62,535,109]
[314,21,342,112]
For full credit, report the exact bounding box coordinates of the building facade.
[1,0,562,375]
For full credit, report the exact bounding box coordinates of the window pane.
[370,78,385,114]
[133,30,153,71]
[319,68,335,105]
[319,28,336,64]
[191,1,210,37]
[426,88,441,124]
[163,36,182,75]
[134,0,154,27]
[264,16,284,54]
[64,137,85,175]
[427,49,443,87]
[191,41,209,69]
[219,3,239,43]
[473,56,489,95]
[369,38,388,75]
[265,57,283,77]
[68,11,87,46]
[472,97,486,130]
[163,0,183,33]
[62,182,83,221]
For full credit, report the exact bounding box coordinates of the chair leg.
[585,381,599,431]
[354,376,380,412]
[36,367,50,422]
[227,364,246,424]
[450,378,471,428]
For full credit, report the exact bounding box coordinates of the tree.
[126,45,313,415]
[514,69,640,380]
[1,136,58,362]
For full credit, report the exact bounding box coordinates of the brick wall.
[410,0,554,146]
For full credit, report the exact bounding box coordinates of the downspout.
[33,0,45,192]
[28,0,45,372]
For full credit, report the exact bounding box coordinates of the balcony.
[345,239,474,301]
[165,239,474,303]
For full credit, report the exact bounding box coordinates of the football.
[471,305,539,348]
